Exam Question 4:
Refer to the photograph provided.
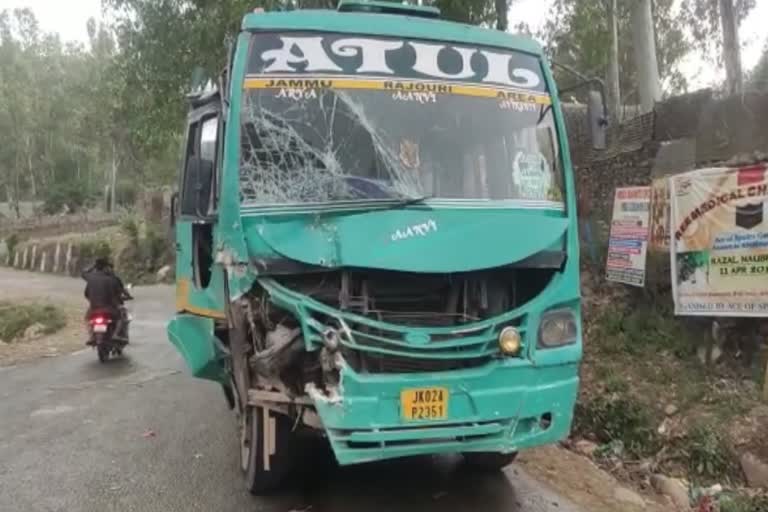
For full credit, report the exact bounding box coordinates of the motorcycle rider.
[82,257,133,345]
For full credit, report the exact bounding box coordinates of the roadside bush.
[574,395,659,458]
[592,302,698,358]
[679,422,736,484]
[115,182,137,207]
[79,240,112,268]
[117,220,172,284]
[719,494,768,512]
[0,302,66,342]
[120,216,140,245]
[5,233,20,257]
[42,181,96,214]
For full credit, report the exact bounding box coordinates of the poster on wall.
[606,186,651,287]
[649,177,671,253]
[670,164,768,317]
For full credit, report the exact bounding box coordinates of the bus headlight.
[498,327,522,355]
[538,309,578,348]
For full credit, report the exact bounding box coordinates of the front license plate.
[401,387,448,421]
[93,324,108,333]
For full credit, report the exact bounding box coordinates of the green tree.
[541,0,691,104]
[748,43,768,91]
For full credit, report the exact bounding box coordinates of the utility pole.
[607,0,621,123]
[631,0,661,113]
[719,0,743,95]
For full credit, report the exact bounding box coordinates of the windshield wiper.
[341,194,433,217]
[382,194,433,211]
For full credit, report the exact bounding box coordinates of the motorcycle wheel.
[97,343,110,363]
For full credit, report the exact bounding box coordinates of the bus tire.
[463,451,518,472]
[241,404,297,494]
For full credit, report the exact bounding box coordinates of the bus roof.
[241,9,544,57]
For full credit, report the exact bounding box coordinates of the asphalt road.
[0,268,581,512]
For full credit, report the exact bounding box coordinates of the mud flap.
[167,314,226,383]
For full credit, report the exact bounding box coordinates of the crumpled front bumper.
[258,275,581,465]
[310,361,579,465]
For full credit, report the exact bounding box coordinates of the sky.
[0,0,766,91]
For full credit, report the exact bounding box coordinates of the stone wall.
[571,89,768,244]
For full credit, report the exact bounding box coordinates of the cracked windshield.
[240,32,564,206]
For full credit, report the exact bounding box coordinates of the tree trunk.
[495,0,508,31]
[607,0,621,124]
[110,141,118,213]
[26,135,36,199]
[719,0,743,95]
[631,0,661,113]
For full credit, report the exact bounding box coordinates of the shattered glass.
[240,87,564,206]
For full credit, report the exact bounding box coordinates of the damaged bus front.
[168,2,604,494]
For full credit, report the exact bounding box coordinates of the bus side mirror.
[588,90,608,150]
[181,157,213,217]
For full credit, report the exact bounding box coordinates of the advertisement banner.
[649,177,671,253]
[606,186,651,287]
[670,164,768,316]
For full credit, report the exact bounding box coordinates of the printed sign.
[247,32,546,91]
[649,177,671,252]
[670,165,768,317]
[606,186,651,287]
[512,151,552,201]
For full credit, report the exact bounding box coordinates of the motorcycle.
[87,285,133,363]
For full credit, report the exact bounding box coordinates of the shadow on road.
[259,443,526,512]
[80,353,137,379]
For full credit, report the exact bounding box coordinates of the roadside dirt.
[0,270,87,366]
[519,446,674,512]
[0,301,85,367]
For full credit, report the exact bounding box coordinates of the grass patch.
[574,395,660,458]
[719,494,768,512]
[0,302,67,342]
[591,301,699,359]
[679,422,735,484]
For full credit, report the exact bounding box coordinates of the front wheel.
[463,451,518,472]
[240,405,299,494]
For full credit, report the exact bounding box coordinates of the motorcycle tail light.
[90,317,110,325]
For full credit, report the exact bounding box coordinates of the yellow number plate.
[401,387,448,421]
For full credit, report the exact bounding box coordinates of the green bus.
[168,0,605,493]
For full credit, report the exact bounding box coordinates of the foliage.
[5,233,20,256]
[120,216,140,245]
[541,0,691,98]
[592,301,697,358]
[574,394,659,457]
[117,219,172,283]
[678,0,757,61]
[78,240,112,265]
[680,422,735,483]
[719,494,768,512]
[541,0,757,100]
[42,179,96,214]
[748,43,768,91]
[0,301,66,342]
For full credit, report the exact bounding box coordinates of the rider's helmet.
[94,257,111,271]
